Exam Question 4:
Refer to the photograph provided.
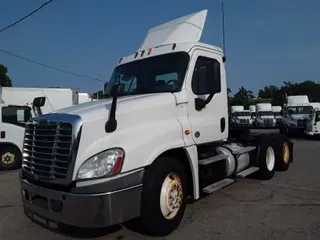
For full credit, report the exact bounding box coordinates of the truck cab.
[255,103,276,128]
[0,97,45,170]
[19,10,293,236]
[305,102,320,136]
[272,106,283,126]
[281,95,313,135]
[230,106,253,128]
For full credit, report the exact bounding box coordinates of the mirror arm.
[105,95,118,133]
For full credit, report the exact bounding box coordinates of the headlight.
[77,148,124,180]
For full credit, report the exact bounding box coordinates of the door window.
[191,56,221,95]
[2,106,32,127]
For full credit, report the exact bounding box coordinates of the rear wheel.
[274,135,292,171]
[0,146,22,170]
[140,156,188,236]
[254,136,276,180]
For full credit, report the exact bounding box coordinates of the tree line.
[229,80,320,109]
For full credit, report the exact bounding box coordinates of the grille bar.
[22,120,73,180]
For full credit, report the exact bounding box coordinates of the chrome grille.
[22,114,82,184]
[297,119,307,128]
[23,122,72,179]
[240,119,249,124]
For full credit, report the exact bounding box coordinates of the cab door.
[185,49,228,144]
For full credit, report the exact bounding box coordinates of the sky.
[0,0,320,95]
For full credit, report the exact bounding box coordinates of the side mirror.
[33,97,46,107]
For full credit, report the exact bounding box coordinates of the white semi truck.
[0,97,45,170]
[304,102,320,137]
[19,10,293,236]
[280,95,313,135]
[230,105,253,128]
[249,105,256,121]
[272,106,283,126]
[255,103,276,128]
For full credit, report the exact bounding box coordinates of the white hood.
[54,93,176,123]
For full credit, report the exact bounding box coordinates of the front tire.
[0,146,22,170]
[140,156,188,236]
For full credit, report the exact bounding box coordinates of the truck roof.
[118,10,223,66]
[287,95,309,105]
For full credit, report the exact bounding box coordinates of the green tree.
[0,64,12,87]
[258,85,279,99]
[92,90,103,99]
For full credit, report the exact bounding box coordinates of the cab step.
[232,146,256,155]
[236,167,259,178]
[202,178,235,194]
[199,154,227,166]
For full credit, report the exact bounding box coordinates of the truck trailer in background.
[78,92,92,104]
[0,87,91,114]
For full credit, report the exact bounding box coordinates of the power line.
[0,0,54,33]
[0,48,105,82]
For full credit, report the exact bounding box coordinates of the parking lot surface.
[1,130,320,240]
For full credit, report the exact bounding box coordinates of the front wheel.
[140,156,188,236]
[0,146,22,170]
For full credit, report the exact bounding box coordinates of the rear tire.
[254,136,276,180]
[274,135,292,171]
[140,156,188,236]
[0,146,22,170]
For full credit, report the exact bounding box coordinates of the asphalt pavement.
[0,130,320,240]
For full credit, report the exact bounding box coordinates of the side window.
[192,56,221,95]
[1,106,31,127]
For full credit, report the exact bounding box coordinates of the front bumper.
[304,130,320,136]
[255,122,276,128]
[234,123,253,128]
[20,169,144,228]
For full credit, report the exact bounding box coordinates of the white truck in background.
[249,105,256,121]
[0,96,45,170]
[272,106,283,126]
[0,87,91,114]
[255,103,276,128]
[19,10,294,236]
[304,102,320,137]
[78,92,92,104]
[280,95,313,135]
[230,105,253,128]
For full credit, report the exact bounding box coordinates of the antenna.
[221,0,227,62]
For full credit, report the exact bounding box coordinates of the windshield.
[274,112,282,117]
[287,106,313,115]
[235,112,250,117]
[251,112,256,117]
[258,111,274,117]
[105,52,190,96]
[1,106,32,127]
